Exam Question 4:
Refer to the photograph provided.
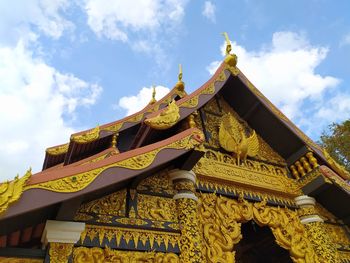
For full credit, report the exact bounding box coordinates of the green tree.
[320,120,350,172]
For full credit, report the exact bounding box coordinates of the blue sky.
[0,0,350,179]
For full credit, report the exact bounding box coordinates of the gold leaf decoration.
[77,189,126,217]
[80,225,180,250]
[45,143,69,156]
[181,96,199,108]
[199,193,319,263]
[219,112,259,163]
[73,247,179,263]
[25,130,204,193]
[137,194,178,222]
[71,126,100,144]
[144,100,180,130]
[0,168,31,215]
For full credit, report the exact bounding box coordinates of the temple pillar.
[169,169,203,263]
[295,195,340,262]
[41,220,85,263]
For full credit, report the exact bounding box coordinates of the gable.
[197,95,286,166]
[192,95,300,203]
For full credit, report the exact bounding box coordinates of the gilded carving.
[338,251,350,263]
[102,122,123,133]
[197,178,296,206]
[193,149,300,196]
[25,130,204,193]
[71,126,100,144]
[181,96,199,108]
[304,222,340,262]
[176,198,203,263]
[144,100,180,130]
[77,189,126,217]
[199,193,318,263]
[73,247,179,263]
[202,96,286,165]
[81,225,180,250]
[324,223,350,246]
[137,172,175,195]
[0,168,31,215]
[46,143,69,156]
[219,112,259,163]
[49,243,74,263]
[137,194,177,222]
[74,213,94,222]
[115,217,148,227]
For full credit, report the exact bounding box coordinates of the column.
[169,169,203,263]
[41,220,85,263]
[295,195,340,262]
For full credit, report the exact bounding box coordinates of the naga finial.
[222,32,232,55]
[149,85,157,105]
[175,64,185,93]
[178,64,183,82]
[221,32,237,68]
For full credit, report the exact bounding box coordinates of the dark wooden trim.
[0,247,45,258]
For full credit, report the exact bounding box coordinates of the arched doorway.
[199,193,318,263]
[235,221,292,263]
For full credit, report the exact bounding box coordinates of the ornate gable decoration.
[200,96,285,165]
[219,112,259,164]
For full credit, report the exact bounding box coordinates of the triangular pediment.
[196,95,286,166]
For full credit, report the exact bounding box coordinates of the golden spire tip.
[222,32,232,55]
[178,64,183,82]
[221,32,237,68]
[149,85,157,105]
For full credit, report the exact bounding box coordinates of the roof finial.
[222,32,232,55]
[175,64,185,93]
[149,85,157,105]
[221,32,237,68]
[110,133,120,154]
[178,64,183,82]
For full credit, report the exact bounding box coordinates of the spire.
[222,32,237,67]
[109,133,120,155]
[175,64,185,93]
[149,85,157,105]
[222,32,232,55]
[178,63,183,82]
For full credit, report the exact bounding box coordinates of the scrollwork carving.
[137,194,178,222]
[199,193,318,263]
[73,247,179,263]
[49,243,74,263]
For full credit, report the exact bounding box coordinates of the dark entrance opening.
[235,221,292,263]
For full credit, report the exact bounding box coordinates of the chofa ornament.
[0,168,32,215]
[144,100,181,130]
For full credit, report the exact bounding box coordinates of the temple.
[0,34,350,263]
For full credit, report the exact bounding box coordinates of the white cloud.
[206,60,221,75]
[83,0,189,70]
[202,1,216,23]
[207,31,345,137]
[117,86,170,116]
[84,0,188,41]
[0,41,101,180]
[0,0,73,46]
